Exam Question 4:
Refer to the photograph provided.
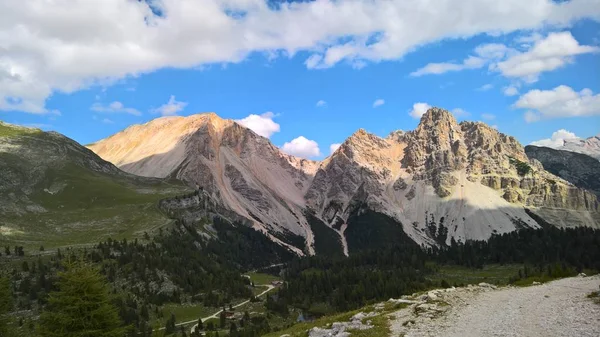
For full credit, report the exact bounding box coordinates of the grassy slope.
[0,124,190,249]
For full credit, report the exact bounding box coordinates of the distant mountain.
[88,109,600,255]
[0,122,188,249]
[525,145,600,197]
[556,134,600,161]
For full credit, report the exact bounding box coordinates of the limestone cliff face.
[89,113,318,254]
[525,145,600,198]
[304,108,599,247]
[88,109,600,255]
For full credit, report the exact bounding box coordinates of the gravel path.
[390,275,600,337]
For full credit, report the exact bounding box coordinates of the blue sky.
[1,0,599,159]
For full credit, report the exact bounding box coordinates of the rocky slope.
[307,108,599,246]
[0,121,188,248]
[526,145,600,197]
[89,113,319,254]
[557,134,600,161]
[88,109,600,254]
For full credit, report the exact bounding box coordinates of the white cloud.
[496,32,599,81]
[410,56,485,76]
[91,101,141,116]
[481,113,496,120]
[451,108,470,118]
[373,99,385,108]
[102,118,114,124]
[2,0,599,114]
[515,85,600,122]
[409,102,432,119]
[152,95,187,116]
[329,143,342,155]
[316,100,327,107]
[477,84,494,91]
[530,129,580,148]
[515,32,543,44]
[503,86,520,96]
[236,111,280,138]
[281,136,321,158]
[410,32,598,82]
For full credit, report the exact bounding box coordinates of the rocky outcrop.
[525,145,600,197]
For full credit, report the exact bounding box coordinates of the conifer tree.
[39,260,126,337]
[0,277,14,336]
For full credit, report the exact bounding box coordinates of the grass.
[1,161,189,250]
[158,303,214,326]
[0,122,40,138]
[247,272,280,285]
[263,303,397,337]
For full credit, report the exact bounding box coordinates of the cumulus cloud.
[495,32,599,82]
[316,100,327,107]
[481,113,496,120]
[152,95,187,116]
[503,86,520,96]
[411,56,485,76]
[236,111,280,138]
[515,85,600,122]
[2,0,599,114]
[329,143,342,155]
[410,32,598,82]
[530,129,581,148]
[477,84,494,91]
[91,101,141,116]
[373,99,385,108]
[409,102,432,119]
[281,136,321,158]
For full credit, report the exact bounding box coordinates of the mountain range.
[86,108,600,255]
[550,134,600,161]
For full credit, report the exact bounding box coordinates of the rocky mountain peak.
[417,107,459,130]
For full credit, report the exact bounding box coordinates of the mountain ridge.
[0,121,189,249]
[85,108,600,254]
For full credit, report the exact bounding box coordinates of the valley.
[1,108,600,337]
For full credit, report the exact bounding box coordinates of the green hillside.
[0,122,190,249]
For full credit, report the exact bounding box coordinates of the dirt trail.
[390,275,600,337]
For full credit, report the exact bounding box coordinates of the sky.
[1,0,600,159]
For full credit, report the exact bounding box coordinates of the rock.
[578,273,587,277]
[405,185,416,200]
[393,177,408,191]
[532,281,541,285]
[427,291,439,300]
[478,282,497,289]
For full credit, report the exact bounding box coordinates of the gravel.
[389,275,600,337]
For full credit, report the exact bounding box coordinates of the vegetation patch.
[345,209,415,252]
[509,157,532,176]
[305,212,344,257]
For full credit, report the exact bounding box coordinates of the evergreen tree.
[0,277,14,336]
[39,260,126,337]
[219,311,226,328]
